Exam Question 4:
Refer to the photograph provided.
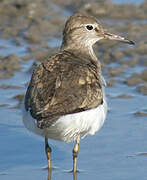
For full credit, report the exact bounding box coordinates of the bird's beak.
[103,32,135,45]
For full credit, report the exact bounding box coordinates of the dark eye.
[86,25,93,31]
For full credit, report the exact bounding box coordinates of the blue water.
[0,1,147,180]
[111,0,144,5]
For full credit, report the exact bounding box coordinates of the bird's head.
[61,14,134,50]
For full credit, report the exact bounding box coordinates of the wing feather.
[24,51,103,128]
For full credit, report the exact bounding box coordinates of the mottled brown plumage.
[25,50,103,128]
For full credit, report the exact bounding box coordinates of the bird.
[22,13,134,173]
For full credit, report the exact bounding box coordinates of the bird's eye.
[86,25,93,31]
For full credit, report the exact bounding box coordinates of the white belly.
[22,93,107,143]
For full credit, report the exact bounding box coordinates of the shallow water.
[0,1,147,180]
[111,0,144,5]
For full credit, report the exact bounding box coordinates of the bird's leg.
[45,136,52,170]
[72,135,80,173]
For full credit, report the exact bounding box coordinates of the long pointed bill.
[104,32,135,45]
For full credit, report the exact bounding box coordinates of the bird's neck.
[61,40,102,75]
[61,41,98,62]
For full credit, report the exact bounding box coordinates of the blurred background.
[0,0,146,180]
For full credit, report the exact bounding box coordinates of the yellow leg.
[45,137,52,170]
[72,135,80,173]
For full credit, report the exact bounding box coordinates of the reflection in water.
[47,169,52,180]
[73,172,77,180]
[47,170,77,180]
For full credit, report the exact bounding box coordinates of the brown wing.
[24,51,103,129]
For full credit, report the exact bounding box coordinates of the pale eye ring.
[86,25,93,31]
